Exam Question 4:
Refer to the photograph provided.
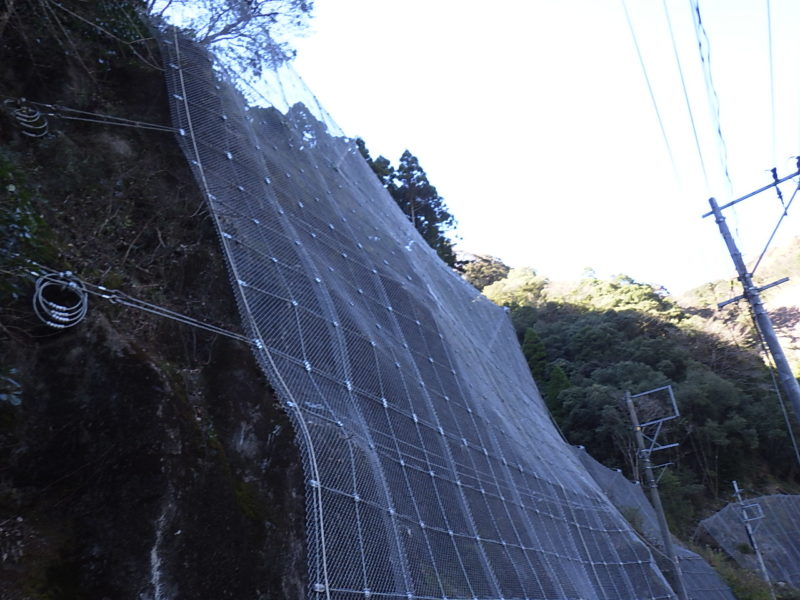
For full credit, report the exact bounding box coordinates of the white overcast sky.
[291,0,800,294]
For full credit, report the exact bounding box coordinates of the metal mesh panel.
[700,495,800,588]
[571,448,735,600]
[158,30,679,600]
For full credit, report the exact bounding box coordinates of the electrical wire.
[688,0,732,194]
[620,0,680,183]
[750,177,800,275]
[767,0,777,169]
[664,0,709,188]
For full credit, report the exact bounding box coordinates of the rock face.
[0,2,305,598]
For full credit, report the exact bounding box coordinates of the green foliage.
[357,139,458,267]
[483,267,548,307]
[0,153,53,300]
[522,328,547,381]
[700,546,791,600]
[490,268,799,512]
[619,506,646,536]
[460,254,510,290]
[544,364,570,411]
[735,542,755,555]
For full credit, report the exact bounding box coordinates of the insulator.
[32,273,88,329]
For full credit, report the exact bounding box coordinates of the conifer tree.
[357,140,457,267]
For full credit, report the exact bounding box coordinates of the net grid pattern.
[158,29,686,600]
[700,495,800,587]
[571,448,735,600]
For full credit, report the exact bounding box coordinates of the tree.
[356,138,395,190]
[393,150,457,266]
[461,254,510,290]
[544,364,570,410]
[522,328,547,382]
[482,267,548,307]
[357,140,458,267]
[149,0,314,73]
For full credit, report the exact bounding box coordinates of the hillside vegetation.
[475,259,800,536]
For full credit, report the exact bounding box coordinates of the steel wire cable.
[750,177,800,275]
[4,99,50,137]
[767,0,777,168]
[6,254,253,343]
[3,98,184,135]
[688,0,732,193]
[168,29,334,600]
[663,0,709,189]
[32,272,88,328]
[154,29,729,600]
[620,0,680,184]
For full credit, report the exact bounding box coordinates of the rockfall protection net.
[159,30,683,600]
[700,495,800,588]
[571,448,735,600]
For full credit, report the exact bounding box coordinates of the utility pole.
[707,197,800,427]
[625,391,689,600]
[732,481,775,600]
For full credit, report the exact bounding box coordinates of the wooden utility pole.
[708,197,800,427]
[625,391,689,600]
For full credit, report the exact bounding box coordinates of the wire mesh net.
[158,29,687,600]
[572,448,735,600]
[700,495,800,588]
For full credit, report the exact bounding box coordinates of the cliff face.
[0,2,304,598]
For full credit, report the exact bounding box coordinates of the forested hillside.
[470,257,800,536]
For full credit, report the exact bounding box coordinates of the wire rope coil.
[4,99,49,138]
[32,272,89,329]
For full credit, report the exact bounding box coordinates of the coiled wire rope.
[8,255,251,344]
[4,99,49,138]
[32,271,89,328]
[3,97,184,136]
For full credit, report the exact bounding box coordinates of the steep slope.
[680,236,800,373]
[1,3,304,598]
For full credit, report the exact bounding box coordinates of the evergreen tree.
[393,150,457,266]
[357,140,458,267]
[356,138,395,189]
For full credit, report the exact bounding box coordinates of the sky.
[291,0,800,294]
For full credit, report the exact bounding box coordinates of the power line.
[663,0,708,188]
[687,0,731,193]
[620,0,680,183]
[767,0,777,167]
[751,175,800,275]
